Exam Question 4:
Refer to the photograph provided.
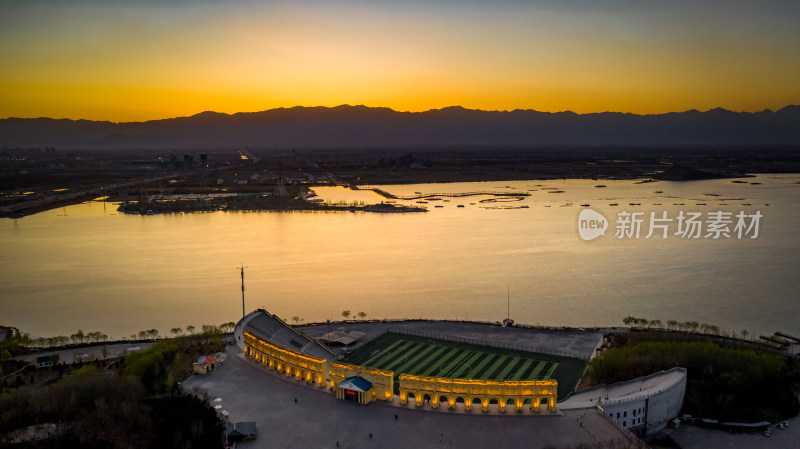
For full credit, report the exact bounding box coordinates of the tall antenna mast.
[238,263,248,318]
[503,284,514,327]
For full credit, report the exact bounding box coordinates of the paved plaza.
[184,344,630,449]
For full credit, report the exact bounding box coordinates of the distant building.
[193,355,216,374]
[226,421,256,442]
[36,354,59,369]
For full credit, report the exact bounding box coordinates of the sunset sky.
[1,0,799,122]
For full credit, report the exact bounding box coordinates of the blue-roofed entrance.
[336,376,374,404]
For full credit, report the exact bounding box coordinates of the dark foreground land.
[2,146,800,217]
[0,336,227,449]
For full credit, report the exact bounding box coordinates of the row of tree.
[135,322,236,340]
[289,312,369,324]
[341,310,368,320]
[622,316,750,339]
[18,322,237,350]
[586,334,799,422]
[21,330,110,349]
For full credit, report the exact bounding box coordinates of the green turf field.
[342,332,585,399]
[362,339,558,382]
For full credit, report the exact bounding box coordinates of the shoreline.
[10,317,790,357]
[2,169,763,219]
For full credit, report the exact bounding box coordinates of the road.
[667,419,797,449]
[16,342,155,365]
[0,174,175,216]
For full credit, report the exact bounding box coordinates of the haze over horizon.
[2,0,799,122]
[5,103,800,125]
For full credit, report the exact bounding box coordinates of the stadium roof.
[318,330,366,346]
[244,309,337,361]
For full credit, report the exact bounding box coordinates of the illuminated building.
[240,310,559,411]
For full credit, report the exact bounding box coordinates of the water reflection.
[1,175,798,340]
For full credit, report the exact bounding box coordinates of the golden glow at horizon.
[1,1,799,121]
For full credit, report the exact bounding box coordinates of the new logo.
[578,209,608,240]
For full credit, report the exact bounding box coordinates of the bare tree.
[221,321,235,333]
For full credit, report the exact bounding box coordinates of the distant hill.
[1,105,799,149]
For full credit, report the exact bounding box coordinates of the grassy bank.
[583,331,800,422]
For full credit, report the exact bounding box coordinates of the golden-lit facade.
[399,374,558,412]
[329,362,394,402]
[244,331,328,387]
[244,326,558,412]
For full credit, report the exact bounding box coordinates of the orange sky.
[1,1,799,122]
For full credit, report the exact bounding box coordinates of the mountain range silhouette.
[2,105,799,149]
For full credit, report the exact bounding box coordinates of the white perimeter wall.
[601,368,687,436]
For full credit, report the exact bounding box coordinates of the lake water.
[2,174,798,340]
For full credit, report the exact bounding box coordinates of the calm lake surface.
[2,175,799,339]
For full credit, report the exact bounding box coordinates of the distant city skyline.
[1,0,799,122]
